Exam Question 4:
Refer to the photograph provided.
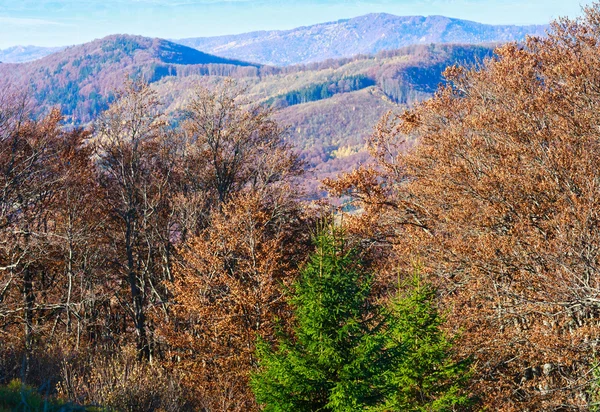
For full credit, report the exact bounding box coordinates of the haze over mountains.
[177,14,546,66]
[0,45,67,64]
[0,13,546,65]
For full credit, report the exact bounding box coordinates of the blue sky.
[0,0,594,49]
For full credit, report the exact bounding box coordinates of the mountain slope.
[175,13,546,66]
[150,43,494,196]
[0,34,259,122]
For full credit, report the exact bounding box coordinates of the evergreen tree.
[251,229,471,411]
[251,228,394,411]
[382,275,472,411]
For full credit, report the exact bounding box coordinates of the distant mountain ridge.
[175,13,547,65]
[1,13,546,65]
[0,45,66,63]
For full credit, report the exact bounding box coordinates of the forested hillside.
[0,34,258,122]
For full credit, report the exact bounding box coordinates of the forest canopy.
[2,3,600,412]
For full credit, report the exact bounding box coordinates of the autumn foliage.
[163,82,310,409]
[327,4,600,410]
[0,79,311,410]
[3,3,600,411]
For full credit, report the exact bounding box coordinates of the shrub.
[58,347,189,412]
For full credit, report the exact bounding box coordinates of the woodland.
[2,3,600,412]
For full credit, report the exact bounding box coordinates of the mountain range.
[0,45,67,64]
[0,13,546,65]
[177,14,546,66]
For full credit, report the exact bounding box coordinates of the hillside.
[275,87,394,196]
[175,13,545,65]
[0,34,258,122]
[150,43,494,196]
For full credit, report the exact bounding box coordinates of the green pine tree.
[251,228,394,411]
[381,274,472,411]
[251,228,471,411]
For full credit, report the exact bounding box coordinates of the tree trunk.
[125,211,150,361]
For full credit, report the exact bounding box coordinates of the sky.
[0,0,594,49]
